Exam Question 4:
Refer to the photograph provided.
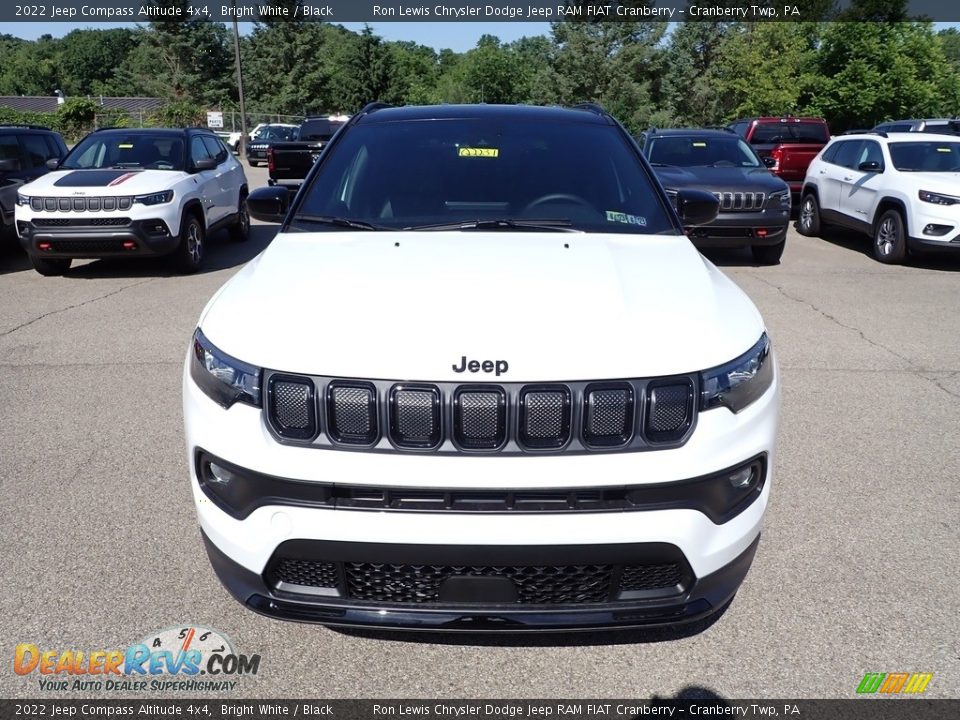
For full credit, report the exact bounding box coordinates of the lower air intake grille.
[266,557,689,604]
[46,240,129,254]
[268,376,316,439]
[344,563,613,604]
[620,563,684,591]
[267,558,338,589]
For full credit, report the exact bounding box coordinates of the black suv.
[0,126,68,241]
[638,128,792,264]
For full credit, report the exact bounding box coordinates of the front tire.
[873,209,907,264]
[796,193,821,236]
[751,240,786,265]
[229,193,250,243]
[29,256,71,276]
[175,213,205,274]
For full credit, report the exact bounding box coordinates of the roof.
[358,104,613,126]
[832,132,960,142]
[89,127,216,136]
[0,96,165,114]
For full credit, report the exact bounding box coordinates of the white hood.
[22,169,184,196]
[200,231,765,381]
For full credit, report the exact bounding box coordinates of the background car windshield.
[62,134,185,170]
[751,122,829,143]
[889,142,960,171]
[647,136,761,167]
[258,126,298,141]
[296,118,673,234]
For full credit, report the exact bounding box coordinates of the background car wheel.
[175,213,205,274]
[229,194,250,243]
[29,256,71,276]
[873,209,907,264]
[796,193,821,236]
[751,240,786,265]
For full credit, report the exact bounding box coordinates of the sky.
[6,21,554,53]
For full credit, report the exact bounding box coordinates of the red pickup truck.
[728,117,830,202]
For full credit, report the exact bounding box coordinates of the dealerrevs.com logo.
[14,625,260,692]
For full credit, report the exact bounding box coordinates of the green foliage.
[149,100,206,128]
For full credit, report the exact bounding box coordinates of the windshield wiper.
[290,215,394,231]
[405,218,581,233]
[648,162,674,167]
[110,163,143,169]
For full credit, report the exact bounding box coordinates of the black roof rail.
[358,102,392,117]
[0,124,53,131]
[703,125,737,133]
[572,102,608,117]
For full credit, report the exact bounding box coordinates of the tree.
[334,26,394,112]
[56,29,141,96]
[656,21,732,127]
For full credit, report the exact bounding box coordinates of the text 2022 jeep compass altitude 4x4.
[184,104,780,631]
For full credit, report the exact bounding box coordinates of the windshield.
[647,136,761,168]
[889,141,960,171]
[751,122,828,144]
[295,117,674,234]
[61,133,185,171]
[256,125,298,141]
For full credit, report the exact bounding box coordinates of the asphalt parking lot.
[1,162,957,700]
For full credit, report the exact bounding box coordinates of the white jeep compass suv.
[798,131,960,263]
[183,104,780,631]
[15,127,248,275]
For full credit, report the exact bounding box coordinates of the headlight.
[16,194,30,206]
[918,190,960,206]
[701,333,774,413]
[768,190,790,210]
[134,190,174,206]
[190,329,261,408]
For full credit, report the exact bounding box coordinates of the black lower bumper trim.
[201,530,760,631]
[17,220,178,258]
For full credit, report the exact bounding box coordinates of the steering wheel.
[523,193,594,213]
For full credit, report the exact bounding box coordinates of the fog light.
[208,462,237,485]
[923,223,953,236]
[728,466,754,488]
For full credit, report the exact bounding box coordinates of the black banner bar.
[5,1,960,24]
[1,700,958,720]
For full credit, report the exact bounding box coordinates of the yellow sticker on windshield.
[117,144,134,149]
[458,147,499,158]
[937,147,952,152]
[692,142,707,147]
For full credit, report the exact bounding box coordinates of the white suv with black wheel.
[184,103,780,631]
[15,128,248,275]
[798,132,960,263]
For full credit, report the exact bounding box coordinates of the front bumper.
[687,209,790,247]
[202,529,760,631]
[16,219,179,258]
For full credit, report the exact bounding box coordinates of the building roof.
[0,96,165,114]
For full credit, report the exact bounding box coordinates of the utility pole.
[231,5,248,157]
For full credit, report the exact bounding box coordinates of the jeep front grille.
[30,196,133,212]
[712,191,766,212]
[265,373,697,454]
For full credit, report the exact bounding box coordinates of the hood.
[907,172,960,193]
[22,169,184,196]
[200,232,765,381]
[654,165,787,194]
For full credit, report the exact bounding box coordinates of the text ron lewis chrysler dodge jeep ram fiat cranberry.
[183,103,780,631]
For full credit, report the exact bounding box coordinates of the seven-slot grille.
[266,558,688,605]
[266,374,697,454]
[712,191,766,212]
[29,196,134,212]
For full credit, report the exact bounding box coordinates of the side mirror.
[193,157,217,172]
[45,158,61,170]
[0,158,21,172]
[858,161,882,172]
[762,156,777,168]
[676,189,720,226]
[248,186,290,222]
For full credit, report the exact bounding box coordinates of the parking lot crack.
[751,275,917,368]
[0,279,156,339]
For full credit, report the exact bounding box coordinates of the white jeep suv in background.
[798,131,960,263]
[15,127,248,275]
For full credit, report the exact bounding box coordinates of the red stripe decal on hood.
[107,172,139,186]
